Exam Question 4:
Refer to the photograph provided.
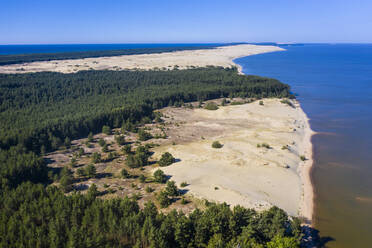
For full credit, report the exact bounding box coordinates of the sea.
[1,43,371,247]
[235,44,372,248]
[0,43,223,55]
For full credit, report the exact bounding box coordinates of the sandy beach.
[0,44,284,74]
[152,99,314,220]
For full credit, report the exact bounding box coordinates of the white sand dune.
[0,44,284,74]
[153,99,314,219]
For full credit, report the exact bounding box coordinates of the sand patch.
[153,99,313,217]
[0,44,284,74]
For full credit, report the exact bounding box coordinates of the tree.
[60,168,73,192]
[266,235,300,248]
[115,135,126,145]
[165,180,179,196]
[91,152,101,163]
[121,168,130,178]
[138,129,153,141]
[102,125,111,135]
[121,144,132,154]
[88,132,94,142]
[212,141,223,148]
[76,168,86,178]
[102,144,109,153]
[207,234,224,248]
[139,174,146,183]
[87,183,99,199]
[157,190,171,208]
[153,169,167,183]
[85,164,96,178]
[158,152,176,167]
[65,137,71,148]
[98,138,106,147]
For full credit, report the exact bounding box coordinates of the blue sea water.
[235,44,372,248]
[0,43,223,55]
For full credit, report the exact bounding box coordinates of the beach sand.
[0,44,284,74]
[153,99,314,220]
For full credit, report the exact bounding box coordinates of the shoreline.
[232,58,314,223]
[235,61,314,223]
[297,102,315,224]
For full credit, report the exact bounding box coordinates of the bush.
[165,180,179,196]
[204,102,219,110]
[102,125,111,135]
[257,143,271,149]
[181,197,189,205]
[153,169,167,183]
[259,100,264,105]
[98,138,106,147]
[180,181,188,187]
[102,144,109,153]
[212,141,223,149]
[158,152,176,166]
[121,168,130,178]
[157,190,171,208]
[91,152,101,163]
[139,174,146,183]
[121,144,132,154]
[115,135,126,145]
[138,129,153,141]
[85,164,96,178]
[88,132,94,142]
[145,186,154,193]
[300,155,306,161]
[280,99,294,108]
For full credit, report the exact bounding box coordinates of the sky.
[1,0,372,44]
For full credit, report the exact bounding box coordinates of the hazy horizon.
[2,0,372,45]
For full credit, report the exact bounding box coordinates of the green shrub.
[139,174,146,183]
[138,129,153,141]
[91,152,101,163]
[165,180,179,196]
[259,100,264,105]
[121,168,130,178]
[204,102,219,110]
[153,169,167,183]
[157,190,171,208]
[145,186,154,193]
[180,181,188,187]
[102,125,111,135]
[212,141,223,149]
[300,155,306,161]
[158,152,176,166]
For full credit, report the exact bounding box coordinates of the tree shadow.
[301,225,335,248]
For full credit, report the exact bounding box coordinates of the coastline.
[297,102,315,224]
[235,59,314,223]
[0,44,284,74]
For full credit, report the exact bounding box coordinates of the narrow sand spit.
[153,99,314,220]
[0,44,284,74]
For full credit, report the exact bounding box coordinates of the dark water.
[0,43,223,55]
[235,44,372,248]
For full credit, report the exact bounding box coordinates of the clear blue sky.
[1,0,372,44]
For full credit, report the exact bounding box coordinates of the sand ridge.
[0,44,284,74]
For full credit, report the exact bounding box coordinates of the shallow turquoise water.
[235,44,372,248]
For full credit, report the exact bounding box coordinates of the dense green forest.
[0,67,302,247]
[0,67,291,154]
[0,45,227,66]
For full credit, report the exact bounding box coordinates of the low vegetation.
[158,152,176,166]
[204,102,219,110]
[212,141,223,148]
